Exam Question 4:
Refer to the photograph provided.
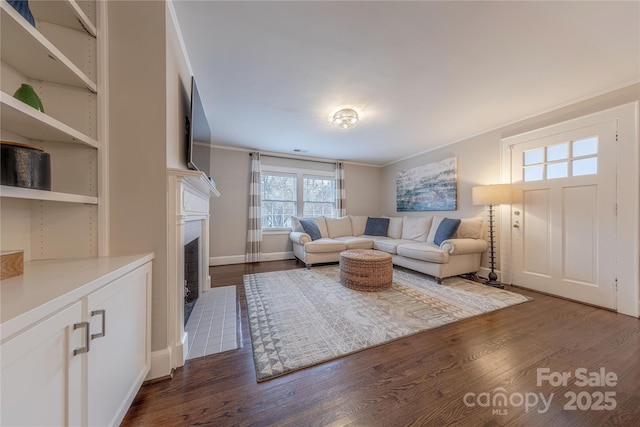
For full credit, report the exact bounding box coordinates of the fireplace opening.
[184,237,199,325]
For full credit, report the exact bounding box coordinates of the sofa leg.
[436,277,443,284]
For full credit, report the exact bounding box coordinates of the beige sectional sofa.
[289,215,488,282]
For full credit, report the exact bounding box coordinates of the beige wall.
[165,4,191,170]
[209,148,383,261]
[108,1,191,353]
[210,148,250,260]
[380,83,640,273]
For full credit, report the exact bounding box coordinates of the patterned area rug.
[244,266,531,382]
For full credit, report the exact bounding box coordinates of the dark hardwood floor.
[122,260,640,426]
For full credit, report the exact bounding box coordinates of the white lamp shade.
[472,184,513,206]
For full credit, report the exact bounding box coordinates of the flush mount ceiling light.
[333,108,359,130]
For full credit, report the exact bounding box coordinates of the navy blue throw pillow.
[299,218,322,241]
[7,0,35,27]
[434,218,461,246]
[364,217,390,237]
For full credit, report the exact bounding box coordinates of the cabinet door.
[86,262,152,427]
[1,301,85,426]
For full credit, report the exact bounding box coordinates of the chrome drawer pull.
[91,309,106,340]
[73,321,90,355]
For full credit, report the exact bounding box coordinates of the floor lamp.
[472,184,513,288]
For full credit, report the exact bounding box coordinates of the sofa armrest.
[290,231,311,245]
[440,238,488,255]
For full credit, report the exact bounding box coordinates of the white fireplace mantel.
[167,168,220,371]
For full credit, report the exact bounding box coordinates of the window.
[261,167,336,230]
[261,173,297,229]
[523,136,598,182]
[303,176,335,217]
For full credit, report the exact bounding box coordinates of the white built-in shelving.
[0,92,98,147]
[0,0,102,262]
[1,3,153,425]
[0,1,96,91]
[0,185,98,204]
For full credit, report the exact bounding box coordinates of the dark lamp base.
[483,279,504,289]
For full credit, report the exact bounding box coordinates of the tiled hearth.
[185,285,238,359]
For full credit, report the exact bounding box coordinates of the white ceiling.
[172,1,639,166]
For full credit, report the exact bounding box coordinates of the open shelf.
[30,0,97,37]
[0,1,96,92]
[1,92,98,148]
[0,185,98,205]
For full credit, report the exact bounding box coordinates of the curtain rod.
[249,152,339,165]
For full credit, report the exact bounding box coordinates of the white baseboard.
[261,251,295,262]
[210,252,295,266]
[210,255,245,266]
[147,348,172,381]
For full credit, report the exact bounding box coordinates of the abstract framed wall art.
[396,156,457,211]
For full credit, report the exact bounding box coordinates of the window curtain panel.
[246,152,262,263]
[335,161,346,217]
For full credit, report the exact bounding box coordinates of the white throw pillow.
[349,215,368,236]
[401,216,432,242]
[383,216,404,239]
[426,216,444,244]
[455,217,483,239]
[291,216,304,232]
[314,217,329,238]
[326,216,353,238]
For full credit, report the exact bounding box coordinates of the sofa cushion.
[434,218,462,245]
[304,238,347,253]
[315,216,329,238]
[397,242,450,264]
[334,236,375,250]
[299,218,322,240]
[365,217,389,236]
[349,215,368,236]
[383,216,403,239]
[455,217,483,239]
[401,216,432,242]
[374,239,415,255]
[426,216,444,244]
[326,216,353,238]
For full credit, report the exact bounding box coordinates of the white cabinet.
[0,301,84,426]
[86,263,152,427]
[0,255,153,427]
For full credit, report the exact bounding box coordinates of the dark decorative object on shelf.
[13,84,44,112]
[7,0,35,27]
[1,141,51,191]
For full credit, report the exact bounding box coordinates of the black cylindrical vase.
[1,142,51,190]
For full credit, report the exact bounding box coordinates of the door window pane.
[547,162,568,179]
[524,165,544,182]
[547,143,568,161]
[573,137,598,157]
[573,157,598,176]
[524,148,544,165]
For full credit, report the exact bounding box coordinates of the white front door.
[509,119,617,309]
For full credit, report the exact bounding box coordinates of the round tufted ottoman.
[339,249,393,292]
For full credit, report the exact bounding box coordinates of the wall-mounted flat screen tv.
[186,76,213,183]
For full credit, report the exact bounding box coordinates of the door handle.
[513,224,520,228]
[91,309,106,340]
[73,321,90,355]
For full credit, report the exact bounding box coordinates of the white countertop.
[1,253,154,340]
